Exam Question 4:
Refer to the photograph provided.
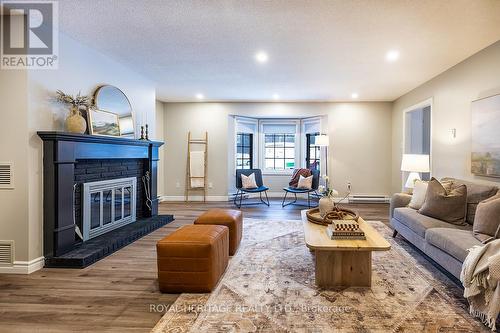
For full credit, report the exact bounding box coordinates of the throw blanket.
[289,168,311,187]
[460,239,500,331]
[189,151,205,188]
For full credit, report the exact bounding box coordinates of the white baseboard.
[0,256,44,274]
[160,195,229,202]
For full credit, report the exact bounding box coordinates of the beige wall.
[161,102,393,198]
[0,33,156,265]
[391,41,500,193]
[0,69,30,263]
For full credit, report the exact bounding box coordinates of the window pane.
[309,135,316,145]
[243,159,251,169]
[243,147,251,159]
[236,159,243,168]
[265,134,274,144]
[275,159,285,170]
[236,134,242,145]
[275,147,285,158]
[265,148,274,158]
[243,134,251,146]
[285,148,295,159]
[285,135,295,147]
[275,135,285,145]
[265,159,274,169]
[285,159,295,169]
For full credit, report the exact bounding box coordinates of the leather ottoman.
[156,224,229,293]
[194,209,243,255]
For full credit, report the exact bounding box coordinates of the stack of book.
[326,220,366,240]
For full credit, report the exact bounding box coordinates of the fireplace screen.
[82,177,137,241]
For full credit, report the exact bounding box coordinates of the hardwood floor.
[0,200,389,333]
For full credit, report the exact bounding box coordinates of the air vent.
[0,163,13,189]
[0,241,13,265]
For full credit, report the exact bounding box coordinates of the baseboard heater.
[348,194,390,203]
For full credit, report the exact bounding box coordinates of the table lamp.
[401,154,430,189]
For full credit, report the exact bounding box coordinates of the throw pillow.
[473,193,500,243]
[241,173,257,189]
[297,175,313,189]
[418,177,467,225]
[289,168,312,187]
[408,180,428,210]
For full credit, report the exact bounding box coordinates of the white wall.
[391,41,500,193]
[161,102,393,199]
[0,33,156,268]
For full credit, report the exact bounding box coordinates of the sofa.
[390,178,499,280]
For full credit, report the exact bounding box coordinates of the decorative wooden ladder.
[185,131,208,202]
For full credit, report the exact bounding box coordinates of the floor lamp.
[316,134,329,177]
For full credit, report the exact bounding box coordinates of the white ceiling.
[59,0,500,102]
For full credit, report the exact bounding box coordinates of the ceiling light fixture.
[351,93,359,99]
[195,93,204,100]
[385,50,400,62]
[255,51,269,63]
[272,93,280,100]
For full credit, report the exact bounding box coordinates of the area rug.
[151,218,490,332]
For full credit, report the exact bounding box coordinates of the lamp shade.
[401,154,430,172]
[315,134,329,147]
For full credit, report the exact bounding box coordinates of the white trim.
[0,256,45,274]
[160,195,229,202]
[401,97,433,191]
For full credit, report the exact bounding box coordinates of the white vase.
[319,196,335,217]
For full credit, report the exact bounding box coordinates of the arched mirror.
[93,85,135,138]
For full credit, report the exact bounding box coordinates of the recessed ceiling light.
[351,93,359,99]
[255,51,269,63]
[195,93,204,100]
[272,93,280,100]
[385,50,400,62]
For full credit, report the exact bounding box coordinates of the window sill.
[262,171,293,177]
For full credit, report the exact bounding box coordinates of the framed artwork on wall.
[88,108,120,137]
[471,93,500,177]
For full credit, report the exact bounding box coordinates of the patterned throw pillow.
[289,168,312,187]
[241,173,257,189]
[297,175,313,190]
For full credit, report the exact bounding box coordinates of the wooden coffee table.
[301,210,390,288]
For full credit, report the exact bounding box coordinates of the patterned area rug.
[152,218,489,332]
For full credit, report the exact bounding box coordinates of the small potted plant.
[318,175,339,217]
[55,90,90,134]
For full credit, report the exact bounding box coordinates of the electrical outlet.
[175,181,180,188]
[208,182,213,189]
[347,182,352,192]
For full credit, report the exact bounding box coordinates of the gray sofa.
[390,178,498,280]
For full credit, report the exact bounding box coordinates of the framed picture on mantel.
[88,108,120,137]
[471,93,500,177]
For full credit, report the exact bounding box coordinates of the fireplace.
[82,177,137,241]
[38,132,172,266]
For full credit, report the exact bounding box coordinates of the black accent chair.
[282,169,321,208]
[234,169,270,208]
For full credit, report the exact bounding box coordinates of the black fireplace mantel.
[38,131,164,258]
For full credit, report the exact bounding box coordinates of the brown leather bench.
[194,209,243,255]
[156,224,229,293]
